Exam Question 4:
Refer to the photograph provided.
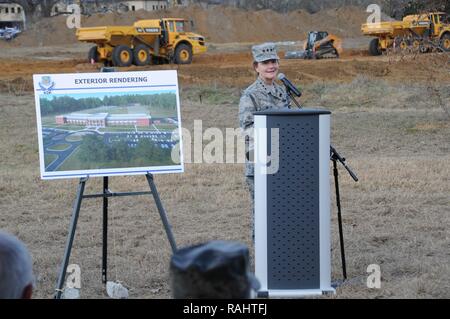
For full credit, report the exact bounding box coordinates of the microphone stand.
[287,85,359,281]
[286,87,302,108]
[329,146,358,281]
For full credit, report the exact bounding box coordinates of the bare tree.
[40,0,59,17]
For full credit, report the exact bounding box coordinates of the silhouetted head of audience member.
[170,240,260,299]
[0,231,34,299]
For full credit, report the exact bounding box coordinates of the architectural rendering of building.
[55,113,152,127]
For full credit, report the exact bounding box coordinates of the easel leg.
[54,177,87,299]
[102,176,108,284]
[145,173,177,253]
[333,160,347,280]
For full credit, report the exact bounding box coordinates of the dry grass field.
[0,44,449,299]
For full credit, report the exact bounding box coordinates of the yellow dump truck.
[76,18,207,66]
[361,12,450,55]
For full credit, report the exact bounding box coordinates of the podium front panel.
[267,115,320,289]
[254,109,333,297]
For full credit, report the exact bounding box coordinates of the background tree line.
[1,0,447,24]
[40,93,176,116]
[191,0,450,16]
[0,0,128,21]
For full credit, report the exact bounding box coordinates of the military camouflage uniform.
[239,42,291,240]
[239,78,290,206]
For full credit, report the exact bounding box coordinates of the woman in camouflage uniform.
[239,42,291,238]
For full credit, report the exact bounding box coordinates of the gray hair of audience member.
[0,231,34,299]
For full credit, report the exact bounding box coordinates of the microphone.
[277,73,302,97]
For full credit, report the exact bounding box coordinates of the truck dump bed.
[76,26,135,42]
[361,14,432,36]
[76,23,162,45]
[361,21,407,35]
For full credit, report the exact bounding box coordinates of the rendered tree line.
[40,93,176,116]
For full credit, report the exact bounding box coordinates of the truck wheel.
[440,33,450,52]
[88,46,99,63]
[174,44,193,64]
[412,39,421,50]
[369,38,382,56]
[133,44,152,66]
[112,45,133,67]
[399,39,409,51]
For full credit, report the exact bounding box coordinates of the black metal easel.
[54,173,177,299]
[285,83,358,281]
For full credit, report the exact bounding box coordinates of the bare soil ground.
[0,40,449,299]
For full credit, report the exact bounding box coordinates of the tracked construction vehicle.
[76,18,207,66]
[285,31,342,60]
[303,31,342,59]
[361,12,450,55]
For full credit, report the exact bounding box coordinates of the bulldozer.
[76,18,207,66]
[285,31,342,59]
[361,12,450,55]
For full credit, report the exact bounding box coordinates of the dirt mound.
[3,4,372,47]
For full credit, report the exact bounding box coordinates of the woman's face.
[255,59,279,84]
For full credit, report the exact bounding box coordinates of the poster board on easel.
[33,70,184,179]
